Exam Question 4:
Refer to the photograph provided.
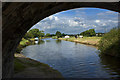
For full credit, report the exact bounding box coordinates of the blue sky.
[31,8,118,34]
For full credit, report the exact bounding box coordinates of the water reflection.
[99,54,120,79]
[56,40,61,44]
[28,39,45,45]
[35,41,39,44]
[22,38,120,79]
[39,40,45,44]
[46,40,51,42]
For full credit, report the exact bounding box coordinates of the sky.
[31,8,119,34]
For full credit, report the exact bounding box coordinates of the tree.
[62,33,66,37]
[98,28,120,57]
[89,29,96,36]
[50,34,55,37]
[29,29,40,38]
[80,29,96,37]
[55,31,62,38]
[24,29,45,39]
[39,30,45,37]
[24,32,33,39]
[45,33,51,37]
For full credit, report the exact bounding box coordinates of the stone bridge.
[2,2,120,78]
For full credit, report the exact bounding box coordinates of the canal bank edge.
[59,37,120,58]
[14,38,64,78]
[14,53,64,78]
[58,38,99,48]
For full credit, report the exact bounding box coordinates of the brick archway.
[2,2,120,78]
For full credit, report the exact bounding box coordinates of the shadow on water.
[46,40,51,42]
[99,54,120,79]
[56,40,61,44]
[38,40,45,44]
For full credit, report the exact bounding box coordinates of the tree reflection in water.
[56,40,61,44]
[99,54,120,79]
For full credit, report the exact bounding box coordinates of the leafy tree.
[50,34,55,37]
[62,33,66,37]
[80,29,96,37]
[29,29,40,38]
[39,30,45,37]
[89,29,96,36]
[55,31,62,38]
[24,29,45,39]
[45,33,51,37]
[98,28,120,57]
[24,32,33,39]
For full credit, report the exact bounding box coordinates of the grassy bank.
[16,38,35,53]
[14,54,63,78]
[16,37,50,53]
[58,28,120,58]
[59,37,101,47]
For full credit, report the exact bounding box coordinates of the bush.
[16,38,32,53]
[52,36,57,39]
[98,28,120,57]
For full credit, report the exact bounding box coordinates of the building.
[79,35,83,38]
[65,35,70,38]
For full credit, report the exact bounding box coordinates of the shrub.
[52,36,57,39]
[16,38,32,53]
[98,28,120,57]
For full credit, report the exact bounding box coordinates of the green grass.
[14,58,27,73]
[14,57,51,73]
[59,37,102,46]
[20,38,29,45]
[16,38,34,53]
[60,36,101,40]
[14,55,63,78]
[52,36,57,39]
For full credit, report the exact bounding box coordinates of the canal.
[22,38,120,79]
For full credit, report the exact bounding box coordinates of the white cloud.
[97,11,118,16]
[68,19,79,27]
[48,15,54,20]
[95,20,100,23]
[112,21,118,23]
[48,15,59,21]
[54,16,59,21]
[102,23,106,26]
[93,25,96,27]
[31,8,118,34]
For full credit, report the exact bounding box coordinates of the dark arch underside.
[2,2,120,78]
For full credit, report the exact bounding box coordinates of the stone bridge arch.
[2,2,120,78]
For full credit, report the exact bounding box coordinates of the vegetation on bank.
[16,38,35,53]
[80,29,96,37]
[98,28,120,57]
[52,29,104,39]
[58,28,120,57]
[16,28,52,53]
[15,28,64,78]
[24,29,45,39]
[14,54,63,78]
[59,37,101,46]
[24,28,65,39]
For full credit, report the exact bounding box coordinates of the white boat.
[34,37,39,44]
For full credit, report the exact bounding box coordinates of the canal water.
[22,38,120,79]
